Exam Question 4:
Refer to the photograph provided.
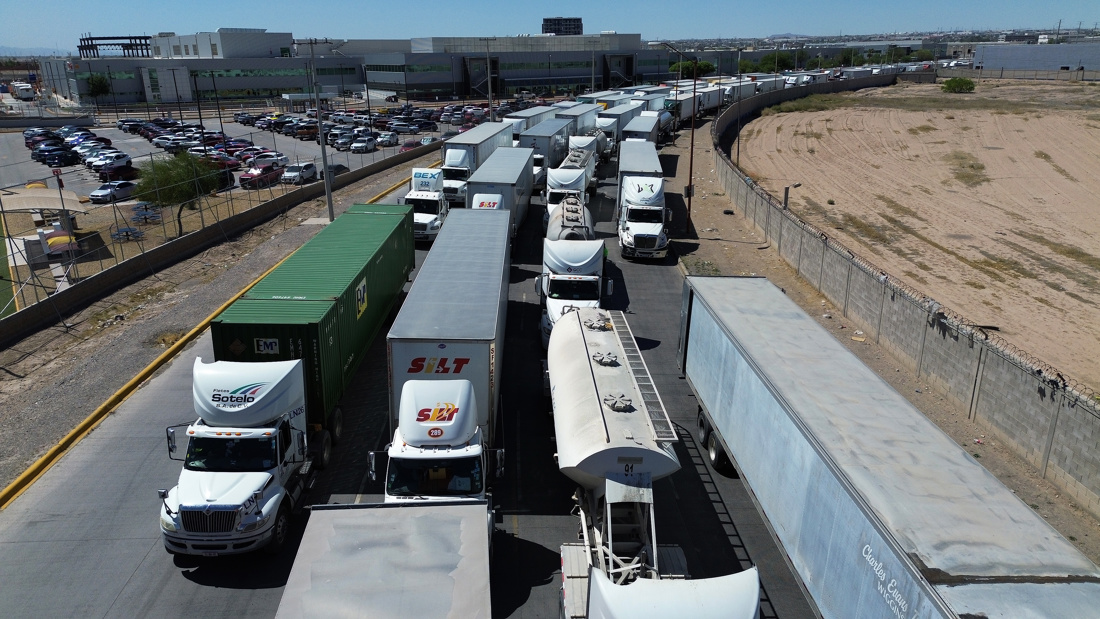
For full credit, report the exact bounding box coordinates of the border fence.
[710,74,1100,520]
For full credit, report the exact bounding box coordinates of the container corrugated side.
[212,299,342,428]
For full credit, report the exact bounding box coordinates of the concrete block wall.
[708,75,1100,521]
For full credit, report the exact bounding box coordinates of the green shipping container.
[212,205,414,429]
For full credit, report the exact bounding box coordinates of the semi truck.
[465,147,534,237]
[678,276,1100,618]
[568,130,608,165]
[519,118,571,189]
[629,92,667,111]
[373,208,510,510]
[595,92,635,109]
[576,90,620,105]
[536,237,606,349]
[503,105,557,138]
[403,167,448,242]
[548,307,760,618]
[620,115,660,144]
[596,103,643,145]
[441,121,513,207]
[544,147,596,226]
[554,103,602,135]
[616,141,668,259]
[157,205,414,556]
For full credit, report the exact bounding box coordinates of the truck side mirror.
[606,280,614,296]
[495,449,505,479]
[166,428,177,455]
[297,434,306,456]
[157,488,169,500]
[368,452,377,482]
[534,274,543,296]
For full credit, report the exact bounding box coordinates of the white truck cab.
[537,239,607,348]
[617,177,669,259]
[404,167,448,242]
[382,380,489,502]
[158,358,312,556]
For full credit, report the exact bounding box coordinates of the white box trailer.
[276,501,491,619]
[440,121,514,207]
[554,103,602,135]
[595,92,635,109]
[629,92,667,111]
[742,74,784,93]
[678,276,1100,619]
[576,90,620,105]
[503,105,557,138]
[519,119,571,187]
[631,85,672,96]
[621,115,659,143]
[465,147,535,235]
[597,103,643,142]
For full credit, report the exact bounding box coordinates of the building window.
[210,43,218,57]
[172,45,181,56]
[153,46,161,57]
[184,45,190,55]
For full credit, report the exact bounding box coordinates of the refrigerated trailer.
[677,276,1100,618]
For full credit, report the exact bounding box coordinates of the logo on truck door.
[407,357,471,374]
[417,403,459,423]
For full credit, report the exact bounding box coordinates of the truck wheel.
[264,504,291,555]
[696,409,710,445]
[707,431,735,476]
[330,407,344,445]
[313,430,332,470]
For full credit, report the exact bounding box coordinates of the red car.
[99,163,141,182]
[239,164,281,189]
[399,140,419,153]
[201,153,242,170]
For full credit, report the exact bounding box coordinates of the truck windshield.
[627,208,663,223]
[387,456,483,497]
[407,198,439,215]
[441,168,468,182]
[548,278,600,300]
[184,436,277,473]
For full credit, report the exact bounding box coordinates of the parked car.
[91,152,132,171]
[440,131,459,141]
[251,152,289,167]
[201,153,242,170]
[377,131,399,147]
[414,120,439,132]
[350,137,377,153]
[388,121,420,135]
[419,136,441,146]
[32,145,68,162]
[320,163,350,180]
[333,135,356,151]
[45,150,83,167]
[99,162,141,181]
[89,180,138,204]
[239,164,282,189]
[84,148,121,167]
[280,163,318,185]
[296,125,319,140]
[399,139,420,153]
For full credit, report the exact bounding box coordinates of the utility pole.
[479,38,496,120]
[661,42,697,231]
[296,37,336,222]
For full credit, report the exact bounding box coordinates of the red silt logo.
[416,403,460,423]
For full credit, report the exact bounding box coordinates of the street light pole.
[167,67,185,122]
[736,47,743,168]
[209,70,226,140]
[662,42,697,231]
[783,182,801,209]
[296,37,336,222]
[106,64,119,120]
[479,38,496,121]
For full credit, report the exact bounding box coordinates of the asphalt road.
[0,144,815,618]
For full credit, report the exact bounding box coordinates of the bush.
[941,78,976,94]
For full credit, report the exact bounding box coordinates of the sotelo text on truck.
[156,205,414,556]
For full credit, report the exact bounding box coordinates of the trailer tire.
[313,430,332,470]
[696,409,710,445]
[707,431,735,476]
[330,407,344,445]
[264,503,291,555]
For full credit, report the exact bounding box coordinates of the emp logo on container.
[407,357,470,374]
[356,277,368,319]
[417,403,459,423]
[254,338,279,354]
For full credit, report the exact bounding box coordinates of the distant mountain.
[768,33,810,39]
[0,46,74,58]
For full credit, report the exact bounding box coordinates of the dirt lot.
[734,80,1100,391]
[667,80,1100,563]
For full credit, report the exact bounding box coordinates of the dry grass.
[943,151,990,186]
[908,125,937,135]
[1033,150,1078,182]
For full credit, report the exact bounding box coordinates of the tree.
[669,59,716,79]
[132,154,221,238]
[915,50,935,62]
[87,73,111,111]
[941,78,976,94]
[757,52,794,73]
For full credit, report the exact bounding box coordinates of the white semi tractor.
[465,147,534,237]
[616,140,669,260]
[536,237,606,349]
[544,147,596,227]
[403,167,448,242]
[548,307,760,619]
[679,276,1100,618]
[440,121,513,208]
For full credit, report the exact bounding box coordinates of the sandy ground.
[733,80,1100,392]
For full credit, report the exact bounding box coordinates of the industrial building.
[543,17,584,36]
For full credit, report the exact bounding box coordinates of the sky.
[2,0,1097,53]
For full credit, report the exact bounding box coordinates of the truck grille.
[443,187,457,195]
[634,235,658,249]
[181,508,238,533]
[413,223,427,232]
